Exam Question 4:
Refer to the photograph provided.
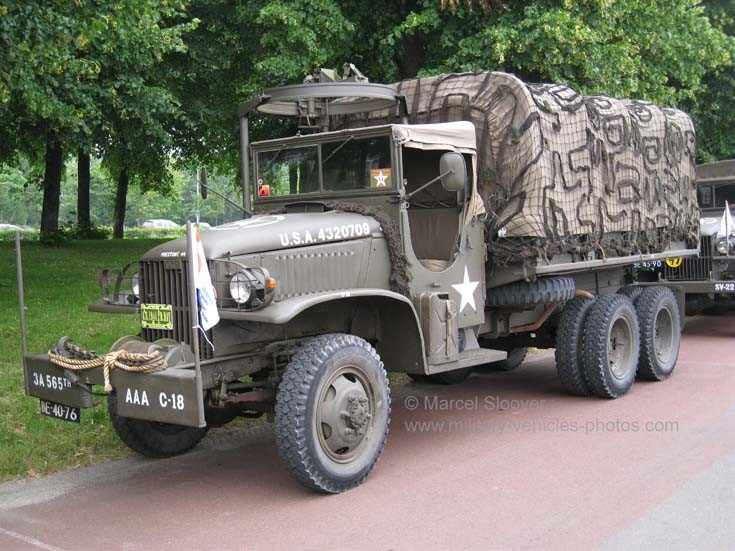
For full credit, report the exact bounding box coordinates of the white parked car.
[141,219,179,229]
[0,223,22,231]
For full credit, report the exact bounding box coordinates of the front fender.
[220,289,427,374]
[219,288,411,324]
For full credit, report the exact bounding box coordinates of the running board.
[426,348,507,375]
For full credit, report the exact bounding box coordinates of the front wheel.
[274,334,390,493]
[107,393,208,458]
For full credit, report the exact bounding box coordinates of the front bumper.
[658,280,735,294]
[24,354,205,428]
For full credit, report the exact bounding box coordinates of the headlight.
[716,237,735,255]
[131,274,140,297]
[229,271,256,304]
[717,239,728,255]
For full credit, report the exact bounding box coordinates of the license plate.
[141,303,173,330]
[40,399,80,423]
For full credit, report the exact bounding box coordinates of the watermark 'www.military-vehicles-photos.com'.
[19,65,699,493]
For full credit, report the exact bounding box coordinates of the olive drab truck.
[650,159,735,315]
[18,66,699,493]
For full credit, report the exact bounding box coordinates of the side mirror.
[439,152,467,193]
[198,167,208,199]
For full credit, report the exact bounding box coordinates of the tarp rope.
[48,339,167,392]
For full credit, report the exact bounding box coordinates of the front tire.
[107,393,208,458]
[635,286,681,381]
[582,295,640,398]
[274,334,390,493]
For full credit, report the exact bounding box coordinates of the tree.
[688,0,735,162]
[170,0,735,188]
[0,1,193,236]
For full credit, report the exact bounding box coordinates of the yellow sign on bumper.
[141,304,173,330]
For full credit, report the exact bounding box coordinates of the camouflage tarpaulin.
[345,72,698,265]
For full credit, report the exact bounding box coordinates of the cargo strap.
[48,338,167,392]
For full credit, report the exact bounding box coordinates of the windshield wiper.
[259,144,287,176]
[321,136,354,166]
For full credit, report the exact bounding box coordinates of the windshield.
[254,135,392,198]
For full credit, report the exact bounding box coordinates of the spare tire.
[487,277,575,307]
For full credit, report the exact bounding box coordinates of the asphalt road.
[1,313,734,551]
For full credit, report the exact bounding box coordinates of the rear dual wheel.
[582,295,640,398]
[555,287,681,399]
[635,287,681,381]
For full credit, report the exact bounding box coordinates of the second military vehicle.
[654,159,735,314]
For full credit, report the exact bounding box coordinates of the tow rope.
[48,338,167,392]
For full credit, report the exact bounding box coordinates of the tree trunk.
[113,169,129,239]
[77,151,91,230]
[289,164,298,194]
[40,137,63,234]
[399,33,424,79]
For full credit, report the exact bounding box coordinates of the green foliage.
[255,0,354,83]
[69,224,112,240]
[0,229,39,242]
[380,0,731,108]
[0,160,42,226]
[687,0,735,162]
[124,227,187,239]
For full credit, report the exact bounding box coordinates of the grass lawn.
[0,239,167,481]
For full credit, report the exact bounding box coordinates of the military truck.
[20,67,699,493]
[654,160,735,314]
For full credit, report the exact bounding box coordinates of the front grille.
[663,236,712,281]
[139,260,214,360]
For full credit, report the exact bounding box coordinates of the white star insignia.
[452,266,479,313]
[374,170,388,186]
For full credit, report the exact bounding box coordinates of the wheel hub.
[345,396,370,434]
[654,306,674,364]
[316,366,375,463]
[608,317,633,380]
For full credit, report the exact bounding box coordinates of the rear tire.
[582,295,640,398]
[635,287,681,381]
[618,285,643,303]
[554,296,595,396]
[107,393,208,458]
[426,367,472,385]
[493,348,528,371]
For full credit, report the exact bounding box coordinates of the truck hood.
[700,217,721,237]
[141,212,382,260]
